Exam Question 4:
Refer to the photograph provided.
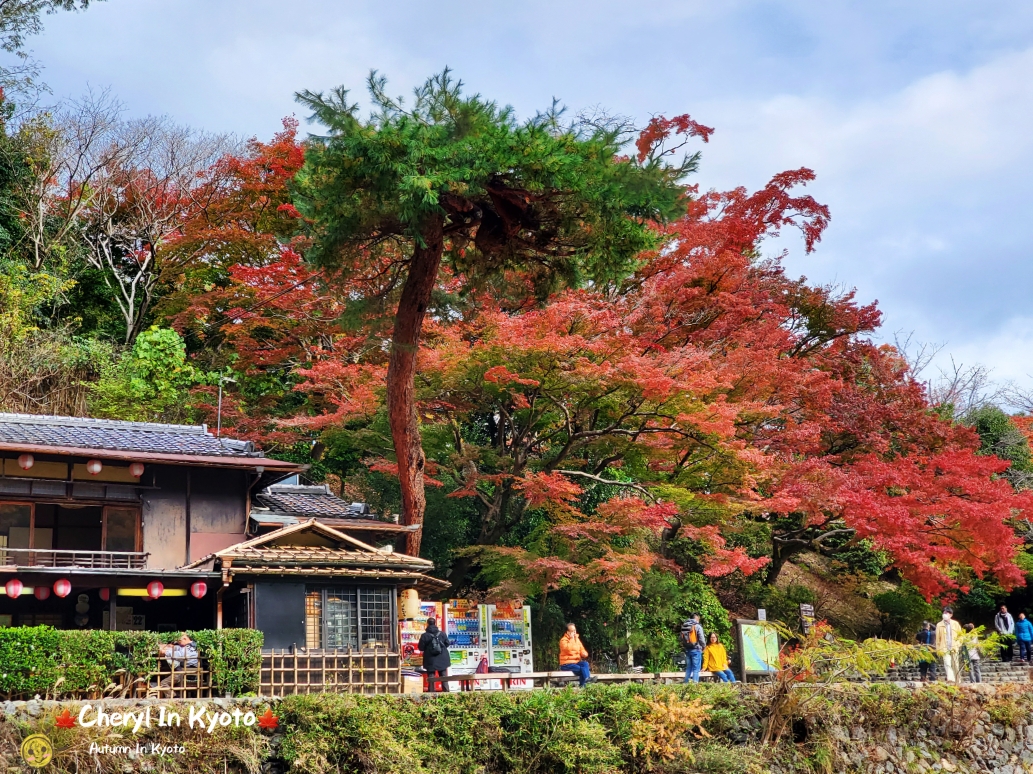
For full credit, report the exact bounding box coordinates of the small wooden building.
[0,413,445,693]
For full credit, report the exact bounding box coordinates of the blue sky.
[25,0,1033,387]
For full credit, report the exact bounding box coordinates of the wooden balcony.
[0,548,149,569]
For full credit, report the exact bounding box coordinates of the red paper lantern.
[129,462,145,478]
[98,588,110,602]
[146,581,163,599]
[16,454,33,470]
[34,586,50,601]
[190,581,207,599]
[85,459,103,476]
[53,578,71,598]
[5,579,22,598]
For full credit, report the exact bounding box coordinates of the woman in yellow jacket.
[702,633,736,682]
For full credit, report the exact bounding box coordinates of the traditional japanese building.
[0,412,445,651]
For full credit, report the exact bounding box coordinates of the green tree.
[965,404,1033,489]
[89,326,209,422]
[295,70,699,553]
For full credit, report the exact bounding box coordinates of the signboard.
[736,619,780,677]
[799,603,815,635]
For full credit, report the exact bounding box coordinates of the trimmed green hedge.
[0,627,263,697]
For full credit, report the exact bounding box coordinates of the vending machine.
[399,600,444,669]
[444,599,489,677]
[487,602,534,689]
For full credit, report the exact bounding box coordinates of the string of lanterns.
[1,579,208,599]
[13,455,146,478]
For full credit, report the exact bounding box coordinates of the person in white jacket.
[936,607,965,684]
[995,605,1015,662]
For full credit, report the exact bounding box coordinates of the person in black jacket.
[418,617,451,692]
[915,621,937,682]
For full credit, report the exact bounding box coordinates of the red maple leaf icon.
[257,709,278,729]
[55,709,75,729]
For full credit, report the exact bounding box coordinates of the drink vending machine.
[487,602,534,689]
[444,599,489,678]
[399,600,444,668]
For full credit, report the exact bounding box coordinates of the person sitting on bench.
[159,632,199,688]
[559,623,591,687]
[702,633,735,682]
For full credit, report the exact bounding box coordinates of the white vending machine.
[399,600,444,669]
[444,599,489,679]
[487,602,534,689]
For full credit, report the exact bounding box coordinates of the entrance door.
[254,583,306,649]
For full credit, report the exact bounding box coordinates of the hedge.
[0,627,263,698]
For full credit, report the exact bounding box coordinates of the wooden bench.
[656,671,716,683]
[592,673,656,684]
[426,671,579,691]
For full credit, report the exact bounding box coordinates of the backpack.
[679,621,701,649]
[425,631,444,657]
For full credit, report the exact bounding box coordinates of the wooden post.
[109,594,116,631]
[216,586,224,630]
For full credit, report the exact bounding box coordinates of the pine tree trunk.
[388,220,444,556]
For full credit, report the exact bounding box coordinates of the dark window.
[104,507,139,551]
[0,502,140,557]
[305,587,394,650]
[0,503,31,563]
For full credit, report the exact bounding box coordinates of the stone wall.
[0,683,1032,773]
[772,684,1033,774]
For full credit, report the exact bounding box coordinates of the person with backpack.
[681,613,706,683]
[418,617,451,692]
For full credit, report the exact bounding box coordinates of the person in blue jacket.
[1015,612,1033,663]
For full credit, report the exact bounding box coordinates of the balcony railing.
[0,549,149,569]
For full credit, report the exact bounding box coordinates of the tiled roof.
[228,545,432,570]
[249,511,416,534]
[0,413,261,458]
[239,566,450,592]
[256,484,376,518]
[181,519,432,570]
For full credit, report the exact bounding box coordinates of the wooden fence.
[260,647,401,696]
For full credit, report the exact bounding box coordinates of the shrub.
[0,627,262,698]
[873,583,937,638]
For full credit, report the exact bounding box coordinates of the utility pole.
[216,376,236,436]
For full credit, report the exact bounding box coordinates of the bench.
[423,669,726,693]
[656,671,716,683]
[592,673,656,684]
[425,671,579,691]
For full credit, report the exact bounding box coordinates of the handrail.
[0,548,150,569]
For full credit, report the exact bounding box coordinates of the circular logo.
[20,734,53,768]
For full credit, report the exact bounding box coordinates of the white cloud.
[689,47,1033,388]
[21,0,1033,390]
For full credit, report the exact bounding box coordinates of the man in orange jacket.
[558,623,591,687]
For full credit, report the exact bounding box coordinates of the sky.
[22,0,1033,390]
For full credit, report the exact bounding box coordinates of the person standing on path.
[915,621,937,682]
[935,607,965,684]
[681,613,706,684]
[418,617,451,692]
[558,623,591,687]
[702,633,736,682]
[995,605,1015,662]
[963,623,982,683]
[1015,612,1033,663]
